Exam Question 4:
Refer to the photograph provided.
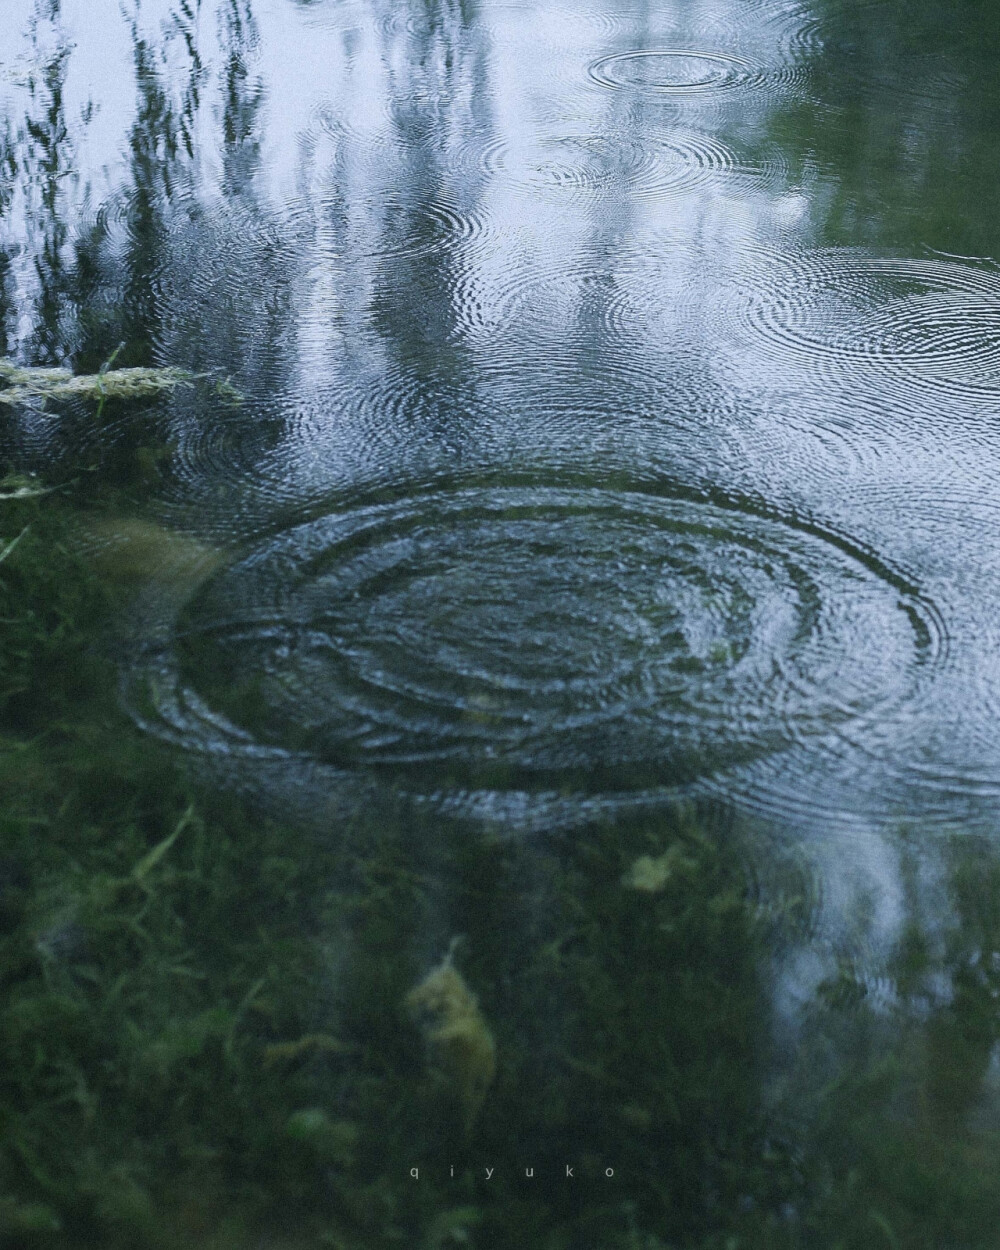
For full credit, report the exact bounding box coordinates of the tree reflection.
[0,0,297,504]
[220,0,263,197]
[770,0,1000,256]
[15,0,74,364]
[3,2,1000,1244]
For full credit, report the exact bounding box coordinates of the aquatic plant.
[79,515,223,588]
[0,357,195,407]
[0,484,774,1245]
[4,482,1000,1249]
[406,938,497,1138]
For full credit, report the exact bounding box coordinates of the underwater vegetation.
[0,358,196,408]
[2,480,1000,1249]
[79,515,223,589]
[4,0,1000,1240]
[406,939,497,1140]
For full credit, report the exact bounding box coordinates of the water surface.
[4,0,1000,1241]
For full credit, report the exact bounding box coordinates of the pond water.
[4,0,1000,1245]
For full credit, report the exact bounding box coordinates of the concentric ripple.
[136,486,938,816]
[452,234,708,349]
[590,49,754,94]
[588,44,812,103]
[454,128,780,203]
[354,195,498,263]
[753,0,826,61]
[725,250,1000,401]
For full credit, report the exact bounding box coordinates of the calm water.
[4,0,1000,1240]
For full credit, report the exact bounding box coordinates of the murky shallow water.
[5,0,1000,1238]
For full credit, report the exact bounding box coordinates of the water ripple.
[452,237,718,354]
[753,0,826,61]
[127,484,938,827]
[454,128,784,203]
[588,47,807,100]
[590,49,754,95]
[318,193,500,264]
[722,250,1000,403]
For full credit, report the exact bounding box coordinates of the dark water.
[4,0,1000,1241]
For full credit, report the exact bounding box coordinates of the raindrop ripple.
[589,48,773,96]
[455,128,781,203]
[135,485,940,819]
[727,251,1000,402]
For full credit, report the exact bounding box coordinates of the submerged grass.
[0,358,195,408]
[0,358,243,414]
[2,480,1000,1248]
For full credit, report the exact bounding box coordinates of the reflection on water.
[5,0,1000,1242]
